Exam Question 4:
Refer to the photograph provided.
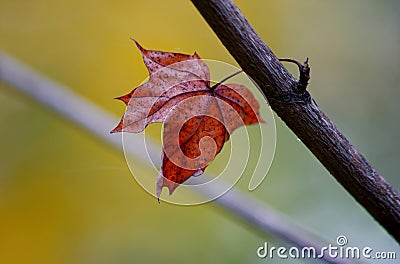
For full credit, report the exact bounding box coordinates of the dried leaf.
[112,40,264,199]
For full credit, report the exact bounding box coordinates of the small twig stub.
[270,58,311,104]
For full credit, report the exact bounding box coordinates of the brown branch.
[191,0,400,242]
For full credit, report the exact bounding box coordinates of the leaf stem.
[210,69,243,90]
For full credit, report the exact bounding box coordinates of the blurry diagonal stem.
[190,0,400,242]
[0,52,353,264]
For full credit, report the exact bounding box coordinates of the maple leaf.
[111,40,264,199]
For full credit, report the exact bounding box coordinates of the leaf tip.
[114,93,132,105]
[109,128,119,134]
[193,51,201,59]
[110,120,123,134]
[130,37,139,46]
[132,38,146,52]
[156,171,164,200]
[156,171,180,199]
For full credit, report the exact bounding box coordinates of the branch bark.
[190,0,400,242]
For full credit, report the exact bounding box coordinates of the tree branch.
[190,0,400,242]
[0,52,353,263]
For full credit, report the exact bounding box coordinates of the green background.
[1,0,399,263]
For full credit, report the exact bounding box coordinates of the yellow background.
[1,0,399,263]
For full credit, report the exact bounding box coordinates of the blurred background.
[0,0,399,263]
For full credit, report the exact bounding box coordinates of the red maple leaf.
[111,40,264,199]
